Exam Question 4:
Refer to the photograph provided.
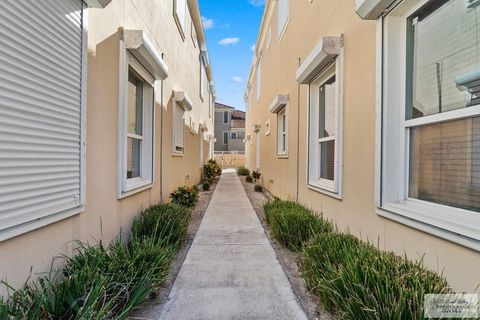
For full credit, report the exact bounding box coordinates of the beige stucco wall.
[0,0,214,295]
[245,0,480,292]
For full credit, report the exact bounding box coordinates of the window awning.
[84,0,111,8]
[296,36,342,84]
[174,91,193,111]
[123,29,168,81]
[355,0,396,20]
[269,94,289,113]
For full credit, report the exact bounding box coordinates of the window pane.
[128,70,143,135]
[409,116,480,212]
[224,132,228,144]
[407,0,480,119]
[127,137,141,179]
[319,75,336,138]
[319,139,335,180]
[281,133,286,152]
[224,111,228,123]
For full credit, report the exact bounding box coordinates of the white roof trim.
[84,0,112,8]
[355,0,396,20]
[174,91,193,111]
[296,36,342,84]
[269,94,289,113]
[123,29,169,81]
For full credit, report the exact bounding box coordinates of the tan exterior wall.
[245,0,480,291]
[0,0,214,294]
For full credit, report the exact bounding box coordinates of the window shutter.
[174,104,185,152]
[0,0,84,234]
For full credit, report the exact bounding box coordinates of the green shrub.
[204,159,221,182]
[237,166,250,176]
[0,298,6,320]
[254,184,263,192]
[170,185,199,208]
[251,170,261,182]
[131,203,191,248]
[202,182,210,191]
[245,175,253,183]
[301,233,451,319]
[263,199,333,251]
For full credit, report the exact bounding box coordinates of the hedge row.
[263,199,451,319]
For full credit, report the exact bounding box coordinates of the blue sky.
[199,0,265,111]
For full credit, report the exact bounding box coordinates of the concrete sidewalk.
[159,169,308,320]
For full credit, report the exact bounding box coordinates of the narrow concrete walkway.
[159,169,308,320]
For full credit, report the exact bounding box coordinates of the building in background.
[0,0,215,293]
[244,0,480,291]
[214,102,246,152]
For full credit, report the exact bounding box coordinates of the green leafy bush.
[245,175,253,183]
[301,233,451,319]
[170,185,199,208]
[263,199,333,251]
[251,170,261,182]
[131,203,190,248]
[254,184,263,192]
[237,166,250,176]
[204,159,222,182]
[202,182,211,191]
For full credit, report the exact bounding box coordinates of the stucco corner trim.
[84,0,111,8]
[174,91,193,111]
[123,29,169,81]
[355,0,396,20]
[296,36,343,84]
[269,94,289,113]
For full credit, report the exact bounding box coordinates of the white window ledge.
[118,182,153,199]
[174,91,193,111]
[355,0,396,20]
[269,94,289,113]
[296,36,343,84]
[307,184,342,200]
[122,29,168,81]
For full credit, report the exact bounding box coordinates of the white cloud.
[218,37,240,46]
[202,16,214,30]
[250,44,256,52]
[250,0,266,6]
[232,76,243,83]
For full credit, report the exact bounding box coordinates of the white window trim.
[200,58,205,101]
[118,52,155,199]
[223,131,229,145]
[173,0,187,39]
[223,111,229,124]
[276,106,289,157]
[376,0,480,251]
[277,0,290,41]
[300,38,344,199]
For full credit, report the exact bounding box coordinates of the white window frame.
[276,106,288,156]
[223,111,229,123]
[256,59,262,101]
[307,61,343,197]
[200,58,205,101]
[173,0,187,39]
[191,21,197,48]
[278,0,290,41]
[118,53,155,198]
[377,0,480,250]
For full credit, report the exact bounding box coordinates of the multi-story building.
[0,0,215,293]
[214,102,246,152]
[244,0,480,291]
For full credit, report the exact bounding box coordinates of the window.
[278,0,290,39]
[256,59,262,100]
[231,132,237,139]
[380,0,480,246]
[223,131,229,145]
[308,63,341,192]
[200,57,205,100]
[174,0,186,38]
[121,53,154,194]
[277,107,288,155]
[0,0,86,239]
[191,22,197,48]
[173,103,185,154]
[223,111,229,123]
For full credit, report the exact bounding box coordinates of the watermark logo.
[425,294,479,319]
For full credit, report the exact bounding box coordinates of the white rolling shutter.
[174,104,185,153]
[0,0,85,237]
